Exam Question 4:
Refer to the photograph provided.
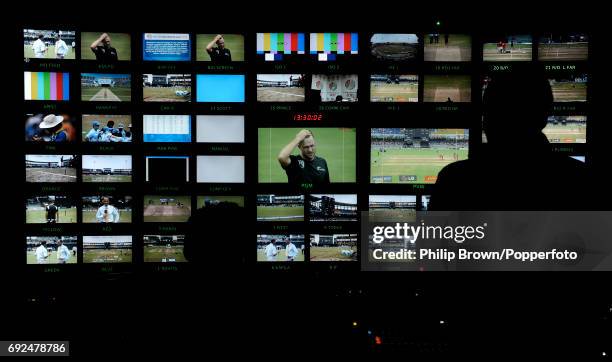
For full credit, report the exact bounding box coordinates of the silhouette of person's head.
[183,201,246,266]
[483,68,553,149]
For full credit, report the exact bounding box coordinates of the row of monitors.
[23,72,589,103]
[25,155,244,183]
[24,193,424,225]
[23,30,589,62]
[25,114,588,145]
[25,194,223,224]
[24,126,586,185]
[25,233,360,264]
[26,114,244,143]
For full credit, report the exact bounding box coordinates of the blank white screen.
[197,156,245,183]
[196,115,245,143]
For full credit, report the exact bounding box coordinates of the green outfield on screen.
[143,195,192,222]
[543,124,587,143]
[258,128,356,183]
[83,249,132,263]
[483,42,532,61]
[143,87,191,102]
[257,206,304,221]
[370,81,419,102]
[368,208,417,222]
[82,210,133,223]
[257,249,305,262]
[197,196,245,209]
[370,148,468,184]
[24,45,76,59]
[26,208,77,224]
[81,86,131,102]
[424,34,472,61]
[82,174,131,183]
[144,246,186,263]
[310,246,357,261]
[423,75,471,102]
[27,251,77,264]
[539,42,588,61]
[550,82,587,102]
[80,32,131,61]
[196,34,244,61]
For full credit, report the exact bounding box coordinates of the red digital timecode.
[293,113,323,121]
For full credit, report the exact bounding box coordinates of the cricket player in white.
[55,36,69,59]
[31,34,47,58]
[265,239,278,261]
[56,239,71,264]
[36,241,49,264]
[285,238,298,261]
[96,197,120,223]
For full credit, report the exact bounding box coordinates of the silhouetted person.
[179,201,354,354]
[183,201,247,266]
[429,68,590,210]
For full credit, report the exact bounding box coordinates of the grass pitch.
[24,45,76,59]
[257,206,304,221]
[82,209,132,223]
[83,249,132,263]
[371,147,468,184]
[26,207,77,224]
[82,174,131,183]
[538,42,588,61]
[550,82,587,102]
[370,42,419,61]
[368,208,417,222]
[310,246,357,261]
[82,86,131,102]
[143,87,191,102]
[543,123,587,143]
[370,81,418,102]
[144,246,186,263]
[26,167,77,183]
[423,75,471,102]
[257,248,305,262]
[424,34,472,61]
[27,250,77,264]
[257,87,305,102]
[144,195,192,222]
[483,42,532,61]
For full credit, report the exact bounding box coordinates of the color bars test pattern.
[310,33,358,61]
[256,33,305,61]
[24,72,70,101]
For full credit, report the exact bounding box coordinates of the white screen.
[197,156,245,183]
[196,115,245,143]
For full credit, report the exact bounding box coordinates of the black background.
[8,5,611,359]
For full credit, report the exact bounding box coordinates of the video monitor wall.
[21,27,592,272]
